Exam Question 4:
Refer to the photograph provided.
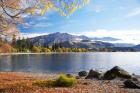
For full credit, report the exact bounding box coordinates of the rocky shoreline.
[0,66,140,93]
[77,66,140,92]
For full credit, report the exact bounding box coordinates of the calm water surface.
[0,52,140,75]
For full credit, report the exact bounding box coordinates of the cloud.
[21,22,35,29]
[125,7,140,18]
[74,29,140,44]
[21,32,49,38]
[34,23,53,28]
[22,21,53,29]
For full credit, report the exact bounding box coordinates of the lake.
[0,52,140,75]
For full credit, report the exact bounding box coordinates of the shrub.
[54,74,76,87]
[33,74,76,87]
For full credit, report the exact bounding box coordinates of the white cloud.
[22,22,33,28]
[125,7,140,18]
[34,23,53,28]
[22,22,53,28]
[74,29,140,44]
[21,32,49,38]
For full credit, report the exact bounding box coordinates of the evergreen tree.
[12,34,16,46]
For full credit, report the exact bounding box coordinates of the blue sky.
[18,0,140,44]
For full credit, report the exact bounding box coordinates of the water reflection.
[0,52,140,74]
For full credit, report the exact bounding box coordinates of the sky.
[18,0,140,44]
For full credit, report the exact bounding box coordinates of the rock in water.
[103,66,131,80]
[85,69,102,79]
[124,80,140,89]
[78,71,87,77]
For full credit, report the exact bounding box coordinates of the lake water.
[0,52,140,75]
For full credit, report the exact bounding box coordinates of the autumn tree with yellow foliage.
[0,0,90,36]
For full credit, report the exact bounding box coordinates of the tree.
[0,0,90,36]
[32,46,40,53]
[15,38,33,52]
[0,43,16,53]
[0,36,3,45]
[44,48,51,53]
[12,34,16,46]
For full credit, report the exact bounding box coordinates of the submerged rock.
[124,80,140,89]
[103,66,132,80]
[85,69,102,79]
[78,71,87,77]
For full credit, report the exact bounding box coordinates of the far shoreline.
[0,52,140,55]
[0,52,91,55]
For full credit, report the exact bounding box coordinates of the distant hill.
[56,41,114,49]
[29,32,114,48]
[113,43,135,47]
[28,32,140,51]
[133,44,140,51]
[29,32,89,46]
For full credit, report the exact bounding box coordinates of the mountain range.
[29,32,116,48]
[133,44,140,51]
[29,32,138,51]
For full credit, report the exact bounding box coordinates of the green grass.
[33,74,77,87]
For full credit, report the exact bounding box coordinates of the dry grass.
[0,72,131,93]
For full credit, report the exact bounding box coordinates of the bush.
[54,74,76,87]
[33,74,76,87]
